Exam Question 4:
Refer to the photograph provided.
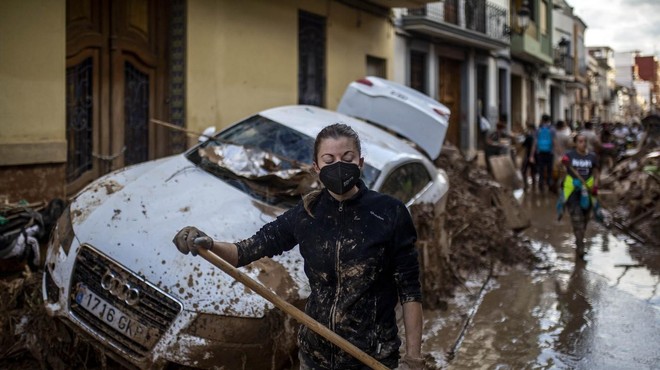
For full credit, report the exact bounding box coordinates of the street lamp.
[505,0,531,36]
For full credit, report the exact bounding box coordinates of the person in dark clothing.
[172,124,424,370]
[530,114,556,192]
[521,123,537,190]
[559,133,600,259]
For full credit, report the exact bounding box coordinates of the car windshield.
[186,115,380,207]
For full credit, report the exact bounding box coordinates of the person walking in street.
[580,121,600,154]
[555,120,573,156]
[553,120,573,189]
[559,133,600,260]
[172,123,425,370]
[530,114,556,192]
[485,114,512,174]
[521,123,537,190]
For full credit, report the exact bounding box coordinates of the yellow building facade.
[1,0,402,201]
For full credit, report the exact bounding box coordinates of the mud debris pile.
[601,150,660,246]
[0,145,541,368]
[0,270,109,369]
[600,115,660,246]
[412,144,538,309]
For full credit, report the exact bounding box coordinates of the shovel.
[195,244,389,370]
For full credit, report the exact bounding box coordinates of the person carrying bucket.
[558,133,601,260]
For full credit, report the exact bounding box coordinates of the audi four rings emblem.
[101,270,140,306]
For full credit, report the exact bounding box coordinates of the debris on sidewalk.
[412,144,537,309]
[0,269,111,369]
[600,115,660,246]
[0,198,66,272]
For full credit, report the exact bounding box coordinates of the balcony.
[401,0,509,50]
[553,48,574,74]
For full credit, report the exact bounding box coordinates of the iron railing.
[553,48,574,73]
[404,0,509,43]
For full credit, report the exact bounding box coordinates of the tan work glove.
[172,226,212,256]
[398,354,425,370]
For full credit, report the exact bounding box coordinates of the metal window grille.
[410,51,427,94]
[66,58,94,183]
[169,0,187,154]
[124,62,150,166]
[298,10,326,107]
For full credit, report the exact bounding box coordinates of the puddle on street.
[421,192,660,369]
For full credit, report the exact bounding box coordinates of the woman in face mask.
[173,124,424,370]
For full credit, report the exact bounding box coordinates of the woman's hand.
[173,226,212,256]
[398,354,425,370]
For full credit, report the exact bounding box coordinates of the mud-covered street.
[420,191,660,369]
[2,168,660,369]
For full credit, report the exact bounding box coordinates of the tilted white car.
[42,77,450,369]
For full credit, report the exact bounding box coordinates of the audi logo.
[101,270,140,306]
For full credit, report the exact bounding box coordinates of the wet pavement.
[421,191,660,370]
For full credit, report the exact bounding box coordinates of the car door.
[378,161,434,206]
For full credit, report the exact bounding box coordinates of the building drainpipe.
[487,54,498,128]
[467,48,477,156]
[428,43,438,100]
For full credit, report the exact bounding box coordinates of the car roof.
[259,105,425,170]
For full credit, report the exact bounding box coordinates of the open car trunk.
[337,76,450,160]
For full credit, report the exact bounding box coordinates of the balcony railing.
[404,0,509,43]
[553,48,574,74]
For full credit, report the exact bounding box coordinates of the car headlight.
[44,266,60,303]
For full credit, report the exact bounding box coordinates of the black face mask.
[319,161,361,195]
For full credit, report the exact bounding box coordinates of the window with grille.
[298,10,326,107]
[66,58,94,183]
[410,51,427,94]
[124,62,150,166]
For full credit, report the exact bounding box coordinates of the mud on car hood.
[69,154,308,318]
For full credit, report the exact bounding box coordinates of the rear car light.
[356,78,373,86]
[433,108,449,117]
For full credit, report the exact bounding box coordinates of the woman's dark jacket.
[235,180,422,369]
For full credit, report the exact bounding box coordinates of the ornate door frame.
[66,0,170,193]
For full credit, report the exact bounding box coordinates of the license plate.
[75,285,154,347]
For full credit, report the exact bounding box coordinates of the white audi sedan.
[43,78,450,369]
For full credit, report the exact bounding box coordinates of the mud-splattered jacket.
[236,180,422,369]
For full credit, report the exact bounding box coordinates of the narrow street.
[421,190,660,370]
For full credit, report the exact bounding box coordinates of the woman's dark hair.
[303,123,362,216]
[573,132,586,144]
[312,123,362,163]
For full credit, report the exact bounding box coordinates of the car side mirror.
[198,126,216,143]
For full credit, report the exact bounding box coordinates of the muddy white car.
[42,77,450,369]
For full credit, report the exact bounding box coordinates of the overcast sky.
[570,0,660,57]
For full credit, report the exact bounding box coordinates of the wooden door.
[439,57,462,147]
[66,0,170,193]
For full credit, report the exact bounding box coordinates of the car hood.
[69,155,307,318]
